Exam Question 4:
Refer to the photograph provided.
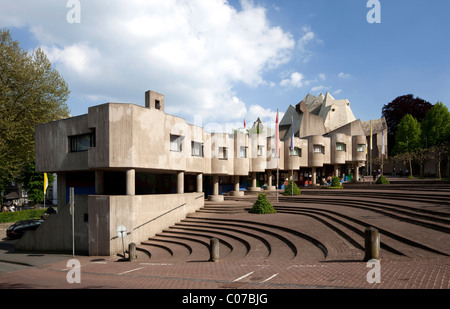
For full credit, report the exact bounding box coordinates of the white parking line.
[261,273,278,283]
[118,267,144,275]
[233,271,255,282]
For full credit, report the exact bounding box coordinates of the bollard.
[209,238,219,262]
[364,227,380,261]
[128,242,137,261]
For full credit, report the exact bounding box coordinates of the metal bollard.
[209,238,219,262]
[364,227,380,261]
[128,242,137,261]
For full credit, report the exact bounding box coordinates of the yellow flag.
[44,173,48,195]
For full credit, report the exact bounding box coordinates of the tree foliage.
[382,94,432,155]
[421,102,450,148]
[17,161,54,203]
[392,114,422,176]
[283,180,301,195]
[0,29,70,192]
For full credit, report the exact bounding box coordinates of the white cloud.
[334,89,342,95]
[310,85,331,93]
[280,72,305,88]
[1,0,296,125]
[338,72,351,79]
[318,73,326,81]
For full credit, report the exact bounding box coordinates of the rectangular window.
[336,142,346,151]
[240,146,247,158]
[191,141,203,157]
[170,134,184,152]
[155,100,161,110]
[313,144,324,154]
[69,131,95,152]
[357,144,365,152]
[290,147,301,156]
[219,147,228,160]
[257,145,264,157]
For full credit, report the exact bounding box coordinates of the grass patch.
[0,208,47,223]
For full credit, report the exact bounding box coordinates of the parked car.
[6,219,44,239]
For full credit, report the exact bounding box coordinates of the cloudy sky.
[1,0,449,130]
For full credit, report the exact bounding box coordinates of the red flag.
[275,109,279,157]
[244,118,246,129]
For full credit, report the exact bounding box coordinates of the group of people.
[1,201,19,212]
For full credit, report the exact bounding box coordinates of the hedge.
[0,209,47,223]
[376,174,390,185]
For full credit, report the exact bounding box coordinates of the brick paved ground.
[0,178,448,299]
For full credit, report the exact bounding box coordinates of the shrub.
[250,193,276,214]
[376,174,390,185]
[283,180,301,195]
[329,176,343,188]
[0,208,47,223]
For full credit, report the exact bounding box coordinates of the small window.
[155,100,161,110]
[336,142,346,151]
[240,146,247,158]
[191,141,203,157]
[257,145,264,157]
[357,144,365,152]
[313,144,324,154]
[69,131,95,152]
[170,134,184,152]
[219,147,228,160]
[290,147,301,156]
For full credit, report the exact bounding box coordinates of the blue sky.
[1,0,449,130]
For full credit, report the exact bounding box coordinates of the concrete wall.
[88,192,204,256]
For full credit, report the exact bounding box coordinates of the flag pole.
[276,109,279,203]
[291,115,294,195]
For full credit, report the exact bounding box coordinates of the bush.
[329,176,343,188]
[376,174,390,185]
[283,180,301,195]
[250,193,276,214]
[0,208,47,223]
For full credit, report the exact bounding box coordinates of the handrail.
[132,203,186,232]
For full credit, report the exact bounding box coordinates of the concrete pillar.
[265,170,276,190]
[234,175,240,192]
[354,163,360,181]
[312,167,317,186]
[95,170,104,195]
[213,174,219,195]
[208,174,224,201]
[334,164,339,177]
[209,238,219,262]
[177,171,184,194]
[126,169,135,195]
[248,172,260,192]
[364,227,380,261]
[196,173,203,193]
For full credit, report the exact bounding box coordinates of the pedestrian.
[393,167,396,176]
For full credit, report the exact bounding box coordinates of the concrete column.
[177,171,184,194]
[95,170,104,195]
[234,175,240,192]
[354,163,360,181]
[364,227,380,261]
[196,173,203,193]
[334,164,339,177]
[248,172,260,192]
[126,169,135,195]
[312,167,317,186]
[265,170,276,190]
[213,174,219,195]
[208,174,224,201]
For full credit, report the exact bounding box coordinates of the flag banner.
[44,173,48,195]
[381,129,385,155]
[276,109,280,157]
[290,115,294,151]
[370,122,373,150]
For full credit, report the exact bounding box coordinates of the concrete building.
[17,90,386,256]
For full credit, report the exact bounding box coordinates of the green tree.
[250,193,276,214]
[392,114,422,176]
[421,102,450,148]
[0,29,70,194]
[17,161,54,204]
